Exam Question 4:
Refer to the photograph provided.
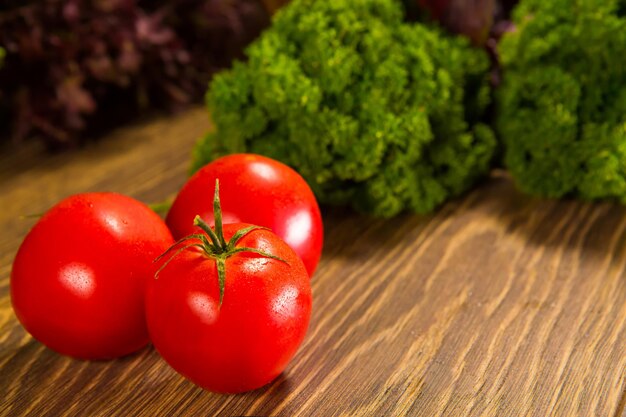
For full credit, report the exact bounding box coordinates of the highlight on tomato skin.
[10,192,174,360]
[166,153,323,277]
[146,222,313,393]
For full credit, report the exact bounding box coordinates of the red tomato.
[11,193,174,360]
[146,216,312,393]
[166,154,323,277]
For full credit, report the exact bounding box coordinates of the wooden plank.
[0,108,625,416]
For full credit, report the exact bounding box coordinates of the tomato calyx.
[155,179,286,306]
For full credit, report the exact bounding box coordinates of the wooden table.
[1,108,625,416]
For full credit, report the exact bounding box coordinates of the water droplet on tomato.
[271,285,299,324]
[59,262,97,299]
[187,291,218,325]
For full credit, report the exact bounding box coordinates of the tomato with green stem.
[166,154,323,277]
[147,180,312,393]
[11,193,174,359]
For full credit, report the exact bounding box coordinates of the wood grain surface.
[1,108,625,417]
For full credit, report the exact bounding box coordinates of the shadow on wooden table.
[317,170,626,268]
[0,328,299,417]
[476,173,626,261]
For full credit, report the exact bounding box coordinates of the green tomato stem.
[154,179,287,306]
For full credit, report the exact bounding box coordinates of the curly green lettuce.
[497,0,626,200]
[193,0,496,217]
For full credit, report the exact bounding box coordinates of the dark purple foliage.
[408,0,517,46]
[406,0,517,88]
[0,0,270,147]
[417,0,495,45]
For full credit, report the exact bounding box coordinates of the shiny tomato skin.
[166,154,323,277]
[146,223,312,393]
[11,193,174,360]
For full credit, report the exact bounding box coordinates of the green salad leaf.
[497,0,626,201]
[194,0,496,217]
